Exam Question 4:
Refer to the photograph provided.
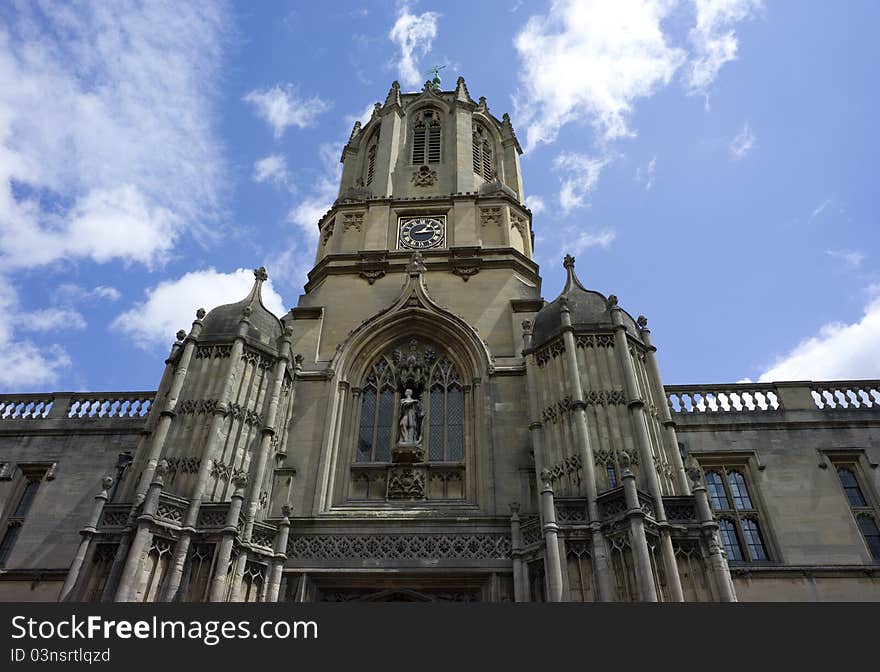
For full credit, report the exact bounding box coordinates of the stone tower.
[62,77,735,602]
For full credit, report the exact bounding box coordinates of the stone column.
[622,467,657,602]
[162,310,250,601]
[688,461,737,602]
[104,320,202,601]
[609,299,684,602]
[540,470,564,602]
[509,503,527,603]
[637,317,690,494]
[241,329,292,544]
[115,461,168,602]
[59,476,113,602]
[522,322,564,602]
[558,293,614,601]
[265,506,291,603]
[207,474,248,602]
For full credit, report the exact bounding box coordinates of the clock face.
[398,216,445,250]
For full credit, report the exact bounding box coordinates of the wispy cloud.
[826,249,865,270]
[525,195,546,215]
[571,230,616,254]
[810,198,832,221]
[243,84,331,139]
[388,3,440,89]
[253,155,292,189]
[636,156,657,190]
[729,122,755,159]
[554,152,612,212]
[686,0,762,95]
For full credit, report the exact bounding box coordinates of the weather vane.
[425,64,447,91]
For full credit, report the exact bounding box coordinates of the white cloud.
[826,249,865,270]
[388,3,440,89]
[686,0,762,95]
[554,152,611,212]
[759,292,880,382]
[287,143,342,239]
[112,268,287,351]
[729,122,755,158]
[56,284,121,304]
[0,284,72,390]
[513,0,685,151]
[636,156,657,190]
[526,195,546,215]
[19,308,87,333]
[243,84,331,139]
[0,2,228,273]
[253,154,291,189]
[571,229,616,254]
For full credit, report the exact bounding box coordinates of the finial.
[521,319,532,333]
[424,64,446,91]
[607,294,618,307]
[176,329,186,342]
[637,315,648,328]
[232,472,248,490]
[155,459,169,483]
[101,475,114,491]
[281,504,293,518]
[540,468,553,490]
[294,353,304,370]
[196,308,206,319]
[477,96,487,112]
[254,266,268,282]
[563,254,575,269]
[509,502,520,515]
[384,81,402,109]
[348,120,361,143]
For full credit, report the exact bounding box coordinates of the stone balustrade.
[666,380,880,414]
[665,384,782,414]
[0,391,154,421]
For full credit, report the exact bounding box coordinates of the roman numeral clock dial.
[398,216,446,250]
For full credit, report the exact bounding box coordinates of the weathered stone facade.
[0,78,878,602]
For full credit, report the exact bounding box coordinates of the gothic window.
[833,462,880,561]
[0,469,45,567]
[412,109,441,165]
[472,123,494,181]
[355,339,465,464]
[365,130,379,186]
[703,464,770,563]
[606,463,618,488]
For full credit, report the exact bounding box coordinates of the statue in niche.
[398,389,424,445]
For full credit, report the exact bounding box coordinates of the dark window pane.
[607,464,618,488]
[428,386,444,461]
[412,124,426,164]
[375,388,395,462]
[837,468,868,507]
[356,388,376,462]
[727,471,753,510]
[0,523,22,566]
[705,472,729,510]
[717,519,743,562]
[741,518,768,561]
[446,387,463,462]
[13,479,39,518]
[857,515,880,561]
[427,123,441,163]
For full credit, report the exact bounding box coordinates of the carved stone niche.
[387,466,426,500]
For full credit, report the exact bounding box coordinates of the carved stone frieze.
[534,338,565,366]
[343,211,364,232]
[287,533,511,560]
[386,466,426,499]
[575,334,615,349]
[479,206,502,227]
[583,389,627,406]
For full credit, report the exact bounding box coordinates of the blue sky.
[1,0,878,393]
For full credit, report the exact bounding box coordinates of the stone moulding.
[286,532,511,561]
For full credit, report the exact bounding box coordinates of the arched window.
[412,109,441,165]
[355,339,465,464]
[472,123,494,181]
[705,471,729,510]
[365,130,379,186]
[703,463,769,562]
[837,468,867,507]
